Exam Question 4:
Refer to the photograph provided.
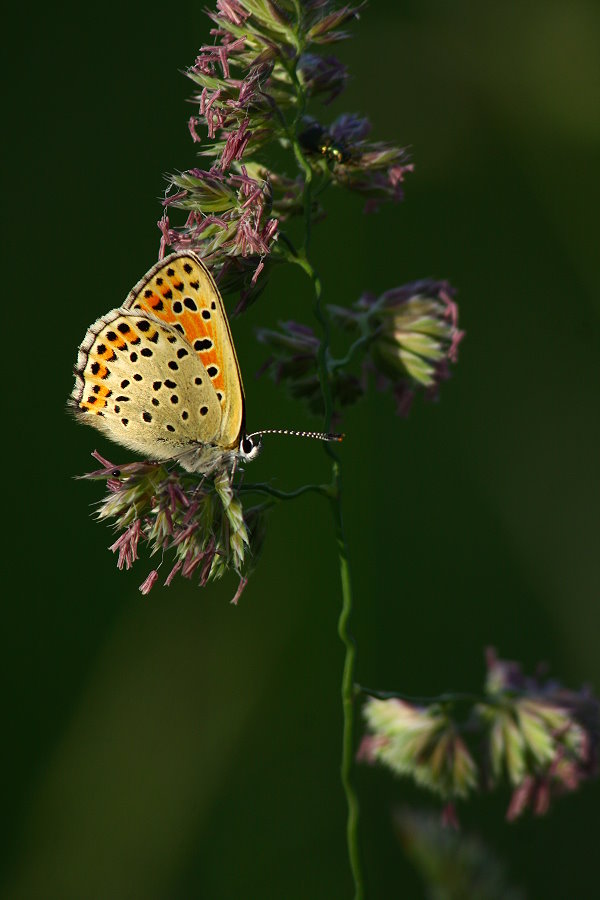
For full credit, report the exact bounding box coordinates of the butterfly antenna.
[246,428,345,443]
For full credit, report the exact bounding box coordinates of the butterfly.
[69,251,341,473]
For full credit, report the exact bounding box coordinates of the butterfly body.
[70,252,257,473]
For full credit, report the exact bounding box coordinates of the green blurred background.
[4,0,599,896]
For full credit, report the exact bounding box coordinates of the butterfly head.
[239,434,262,461]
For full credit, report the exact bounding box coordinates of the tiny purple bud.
[220,118,252,171]
[139,569,159,595]
[164,560,183,587]
[251,259,265,284]
[188,116,203,143]
[90,450,115,469]
[216,0,250,27]
[109,520,142,571]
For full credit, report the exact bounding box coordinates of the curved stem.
[330,330,376,372]
[286,49,364,895]
[238,482,330,501]
[330,463,362,898]
[307,259,362,897]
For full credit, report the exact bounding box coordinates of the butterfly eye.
[240,435,261,460]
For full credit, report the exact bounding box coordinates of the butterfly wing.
[122,252,245,450]
[69,310,222,461]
